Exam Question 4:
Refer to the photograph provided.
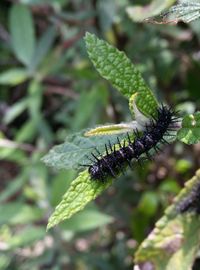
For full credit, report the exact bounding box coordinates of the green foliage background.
[1,0,200,269]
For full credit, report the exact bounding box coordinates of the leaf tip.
[46,216,57,231]
[84,32,97,48]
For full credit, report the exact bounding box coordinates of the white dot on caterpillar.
[119,149,125,158]
[145,135,154,144]
[191,119,196,127]
[136,141,145,150]
[128,145,134,153]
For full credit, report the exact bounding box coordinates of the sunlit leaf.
[0,68,28,86]
[9,4,35,66]
[47,171,112,230]
[84,32,158,118]
[126,0,176,22]
[85,122,138,136]
[177,112,200,144]
[3,98,28,124]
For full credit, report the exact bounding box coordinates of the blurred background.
[0,0,200,269]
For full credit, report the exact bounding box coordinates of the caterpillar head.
[89,164,104,181]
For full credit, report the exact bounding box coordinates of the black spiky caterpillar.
[176,181,200,214]
[88,105,179,181]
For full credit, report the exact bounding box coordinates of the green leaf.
[0,173,27,203]
[28,80,53,144]
[159,179,180,194]
[0,254,11,270]
[31,26,56,71]
[177,112,200,144]
[72,87,104,132]
[84,32,158,117]
[42,131,128,170]
[138,191,159,217]
[85,122,138,136]
[9,4,35,67]
[50,170,76,206]
[126,0,176,22]
[0,68,28,86]
[162,1,200,23]
[0,203,43,225]
[135,169,200,270]
[8,226,45,248]
[175,159,192,174]
[20,0,47,5]
[0,147,27,165]
[15,120,36,142]
[47,170,112,230]
[61,208,113,232]
[3,98,28,124]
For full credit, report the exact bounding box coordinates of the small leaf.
[47,170,112,230]
[175,159,192,174]
[61,209,113,232]
[126,0,176,22]
[85,122,139,136]
[9,4,35,66]
[0,68,28,86]
[138,191,159,217]
[159,179,180,194]
[0,146,27,165]
[15,120,36,142]
[28,80,54,144]
[177,112,200,144]
[129,94,151,125]
[3,98,28,124]
[84,32,158,117]
[135,169,200,270]
[0,203,43,225]
[20,0,46,4]
[0,174,27,203]
[30,26,56,71]
[50,170,75,206]
[8,226,45,249]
